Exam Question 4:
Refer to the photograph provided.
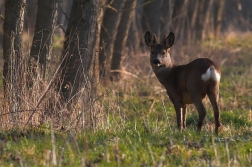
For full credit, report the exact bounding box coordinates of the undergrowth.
[0,32,252,166]
[0,112,251,166]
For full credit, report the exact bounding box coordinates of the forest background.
[0,0,251,166]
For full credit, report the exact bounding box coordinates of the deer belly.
[182,92,193,104]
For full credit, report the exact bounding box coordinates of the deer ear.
[164,32,175,49]
[145,31,157,47]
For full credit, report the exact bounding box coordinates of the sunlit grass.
[0,111,251,166]
[0,32,252,166]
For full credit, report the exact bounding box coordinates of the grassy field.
[0,33,252,166]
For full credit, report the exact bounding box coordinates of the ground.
[0,32,252,166]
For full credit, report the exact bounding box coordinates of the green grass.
[0,112,251,166]
[1,33,252,166]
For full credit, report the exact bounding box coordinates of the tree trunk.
[57,0,73,36]
[189,0,200,30]
[110,0,137,81]
[142,0,162,38]
[171,0,189,41]
[194,0,210,40]
[29,0,58,81]
[160,0,173,36]
[25,0,37,32]
[214,0,226,37]
[172,0,186,30]
[99,0,126,78]
[3,0,26,117]
[90,0,105,93]
[111,0,136,80]
[58,0,101,102]
[127,7,140,53]
[202,0,214,40]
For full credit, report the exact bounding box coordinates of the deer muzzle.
[152,59,161,66]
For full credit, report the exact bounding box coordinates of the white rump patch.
[201,68,211,81]
[201,66,220,82]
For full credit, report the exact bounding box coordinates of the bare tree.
[214,0,226,37]
[193,0,211,40]
[110,0,137,80]
[3,0,26,118]
[160,0,173,36]
[127,2,140,53]
[58,0,102,102]
[99,0,126,78]
[90,0,105,95]
[25,0,37,32]
[202,0,215,40]
[142,0,162,38]
[171,0,189,41]
[57,0,73,36]
[172,0,215,41]
[28,0,58,82]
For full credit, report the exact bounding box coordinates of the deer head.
[145,31,175,73]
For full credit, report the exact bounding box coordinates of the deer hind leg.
[207,82,221,134]
[190,96,207,131]
[182,105,187,128]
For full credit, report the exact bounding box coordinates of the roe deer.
[145,31,221,134]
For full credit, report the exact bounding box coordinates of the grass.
[0,80,251,166]
[0,33,252,166]
[0,111,251,166]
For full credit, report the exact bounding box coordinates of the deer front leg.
[173,102,183,130]
[182,105,187,128]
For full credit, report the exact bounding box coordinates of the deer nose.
[152,59,161,66]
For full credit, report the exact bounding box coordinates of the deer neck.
[152,60,174,85]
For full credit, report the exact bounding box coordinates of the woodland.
[0,0,251,166]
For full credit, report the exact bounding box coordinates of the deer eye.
[162,51,166,55]
[151,51,154,54]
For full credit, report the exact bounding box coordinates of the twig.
[101,24,111,39]
[212,137,219,166]
[110,69,139,79]
[56,21,66,34]
[51,120,57,166]
[147,143,156,165]
[26,53,68,125]
[59,3,69,21]
[103,0,155,12]
[0,3,5,21]
[225,138,230,167]
[92,88,111,105]
[123,0,155,11]
[162,99,172,131]
[0,109,43,116]
[106,5,119,12]
[0,14,4,21]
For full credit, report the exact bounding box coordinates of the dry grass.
[0,31,251,131]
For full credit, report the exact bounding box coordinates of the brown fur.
[145,31,221,134]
